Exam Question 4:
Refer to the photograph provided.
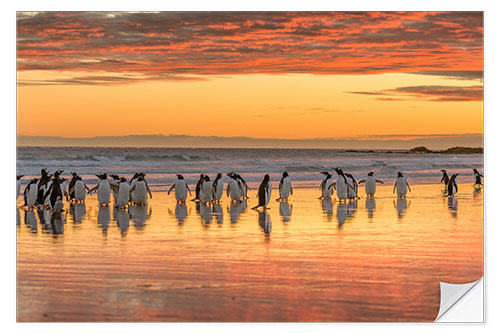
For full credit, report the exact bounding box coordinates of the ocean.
[16,147,484,191]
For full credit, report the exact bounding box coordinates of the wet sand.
[16,184,483,322]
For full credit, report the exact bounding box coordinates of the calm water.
[17,184,483,322]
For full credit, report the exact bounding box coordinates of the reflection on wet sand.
[98,206,111,234]
[321,198,333,221]
[173,203,188,224]
[336,202,347,227]
[279,201,292,223]
[115,208,129,235]
[213,203,223,224]
[258,209,271,236]
[448,196,458,217]
[228,200,246,224]
[394,198,409,220]
[50,211,65,235]
[347,200,358,219]
[24,209,37,233]
[130,205,151,230]
[199,203,213,226]
[365,197,376,219]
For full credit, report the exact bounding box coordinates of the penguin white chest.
[117,182,130,207]
[200,181,212,203]
[97,180,111,204]
[265,183,272,206]
[75,180,86,201]
[280,177,292,199]
[134,181,148,204]
[336,176,348,199]
[213,180,224,200]
[175,180,188,201]
[365,177,376,196]
[228,179,240,201]
[323,178,333,198]
[26,184,38,207]
[396,178,407,196]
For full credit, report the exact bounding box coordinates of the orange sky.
[16,11,483,142]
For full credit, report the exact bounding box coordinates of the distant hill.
[409,146,483,154]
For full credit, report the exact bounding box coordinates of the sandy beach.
[16,183,483,322]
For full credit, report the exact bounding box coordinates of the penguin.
[393,172,411,198]
[128,172,141,202]
[23,178,39,208]
[234,173,250,199]
[199,175,213,204]
[447,173,459,196]
[226,173,243,202]
[88,173,111,206]
[73,176,90,203]
[108,174,120,201]
[116,177,130,208]
[319,171,333,200]
[472,168,483,186]
[191,174,205,202]
[252,174,272,209]
[168,174,191,203]
[36,168,51,205]
[17,175,24,199]
[67,172,79,201]
[212,173,224,203]
[440,170,449,187]
[43,176,66,209]
[358,171,384,197]
[129,175,152,206]
[345,173,359,200]
[276,171,293,201]
[331,168,350,202]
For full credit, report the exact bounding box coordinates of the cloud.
[348,85,483,102]
[17,11,483,85]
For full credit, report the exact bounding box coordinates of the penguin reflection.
[50,210,65,235]
[69,202,86,224]
[174,203,188,224]
[115,208,129,235]
[129,205,151,230]
[394,198,409,220]
[98,205,111,233]
[336,202,347,227]
[279,201,292,223]
[321,198,333,221]
[228,200,245,224]
[447,196,458,217]
[37,207,52,233]
[258,209,271,236]
[365,197,376,219]
[212,203,223,224]
[199,203,213,226]
[473,186,482,198]
[346,200,358,219]
[16,207,20,226]
[24,209,38,233]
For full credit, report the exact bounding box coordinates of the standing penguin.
[393,172,411,198]
[168,174,191,203]
[226,173,243,202]
[116,177,130,208]
[88,173,111,206]
[447,173,459,196]
[472,168,483,187]
[17,175,24,199]
[36,168,51,205]
[319,171,333,200]
[23,178,39,208]
[43,176,67,209]
[199,175,213,204]
[440,170,450,187]
[331,168,350,202]
[73,176,90,203]
[235,174,250,199]
[345,173,359,199]
[191,174,205,202]
[212,173,224,203]
[251,174,272,210]
[358,171,384,197]
[67,172,79,201]
[53,196,64,212]
[276,172,293,201]
[129,175,152,206]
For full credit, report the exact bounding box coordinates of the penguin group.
[16,168,484,212]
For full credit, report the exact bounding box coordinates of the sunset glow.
[16,11,483,144]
